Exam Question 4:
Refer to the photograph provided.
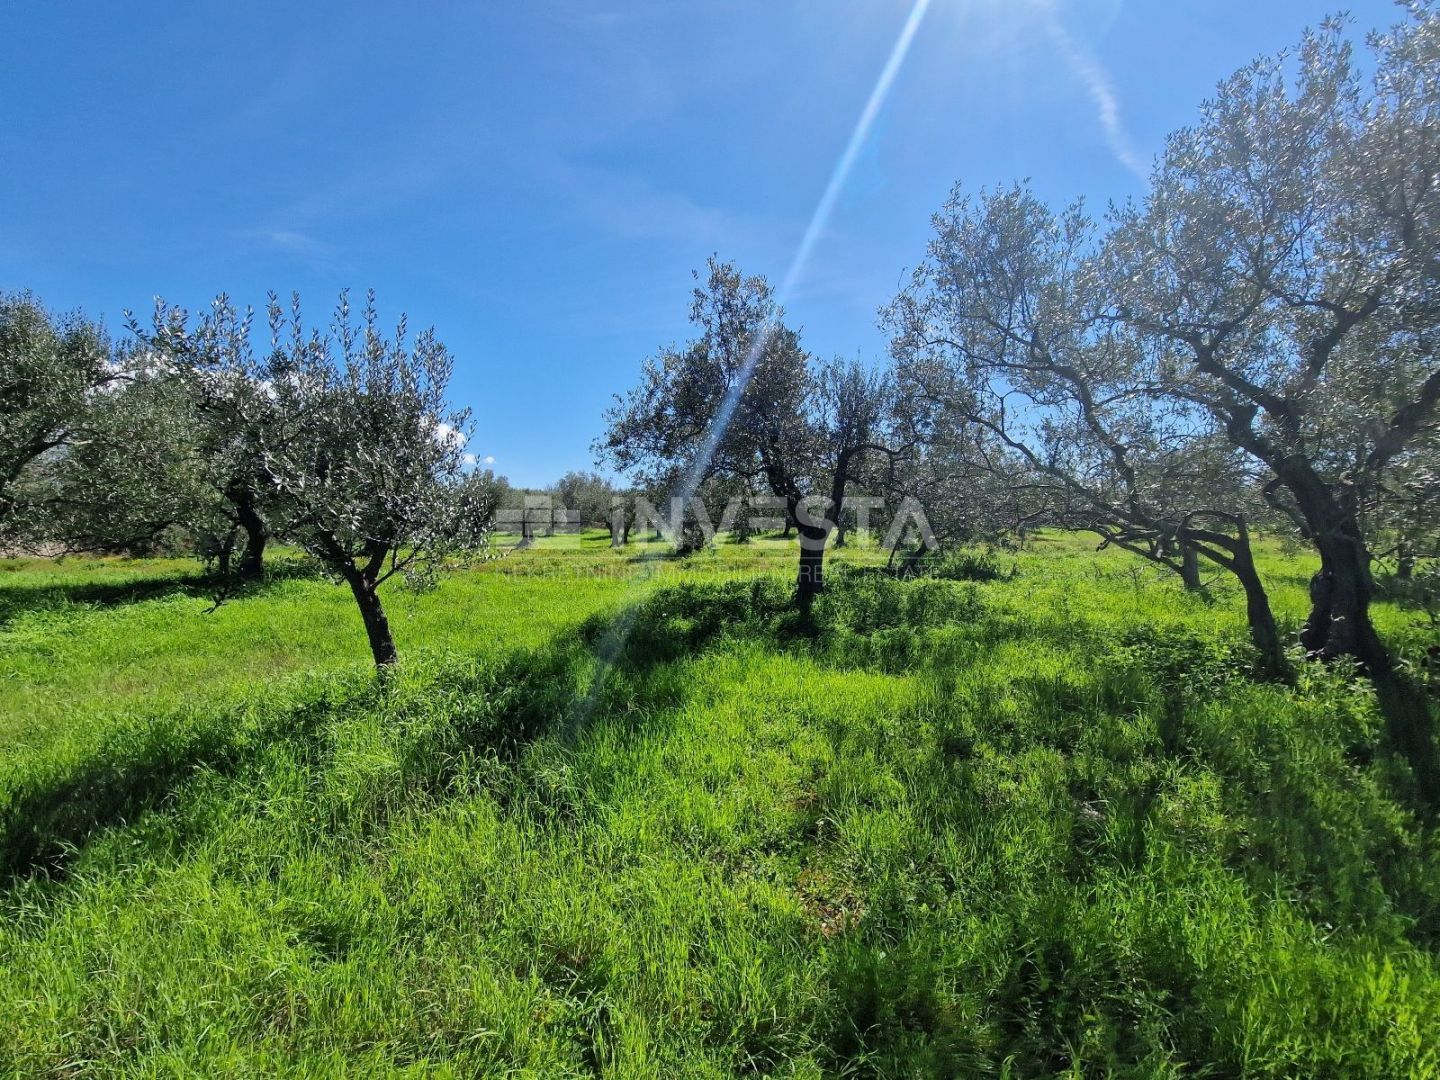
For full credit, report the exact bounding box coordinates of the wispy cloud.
[238,227,349,272]
[546,5,625,29]
[543,158,773,249]
[263,229,331,257]
[1032,0,1147,181]
[541,0,676,31]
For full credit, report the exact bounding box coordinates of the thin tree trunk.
[899,538,929,577]
[215,532,235,582]
[345,572,398,669]
[1397,539,1416,580]
[1228,538,1290,683]
[1173,519,1290,682]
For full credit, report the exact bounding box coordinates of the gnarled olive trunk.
[1284,497,1438,791]
[225,487,269,580]
[1299,528,1389,676]
[1266,457,1390,675]
[609,501,631,548]
[236,508,267,580]
[1179,542,1202,592]
[796,528,828,616]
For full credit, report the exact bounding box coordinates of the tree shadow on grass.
[0,571,207,626]
[1374,675,1440,817]
[6,573,1436,1076]
[0,694,338,882]
[7,570,1417,888]
[0,589,722,885]
[0,573,1238,886]
[0,561,323,628]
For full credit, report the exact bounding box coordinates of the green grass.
[1,533,1437,1076]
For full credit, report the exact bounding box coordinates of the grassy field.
[1,533,1438,1077]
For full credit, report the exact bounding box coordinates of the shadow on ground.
[3,570,1438,1076]
[0,583,724,883]
[0,560,323,627]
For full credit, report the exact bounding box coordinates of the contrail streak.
[1032,0,1146,181]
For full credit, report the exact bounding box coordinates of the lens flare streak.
[566,0,937,733]
[678,0,935,500]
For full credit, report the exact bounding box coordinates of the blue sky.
[1,0,1402,487]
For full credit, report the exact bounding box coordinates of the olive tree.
[38,354,213,558]
[887,187,1293,679]
[146,291,488,669]
[0,292,116,542]
[880,403,1062,564]
[129,296,298,580]
[598,259,911,613]
[464,468,511,535]
[551,470,616,535]
[1103,8,1440,676]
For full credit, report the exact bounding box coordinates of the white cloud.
[458,451,495,470]
[435,421,470,451]
[549,161,756,246]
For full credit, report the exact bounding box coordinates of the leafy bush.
[817,573,985,633]
[673,520,712,556]
[922,548,1016,583]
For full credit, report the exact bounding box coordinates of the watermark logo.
[492,494,937,553]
